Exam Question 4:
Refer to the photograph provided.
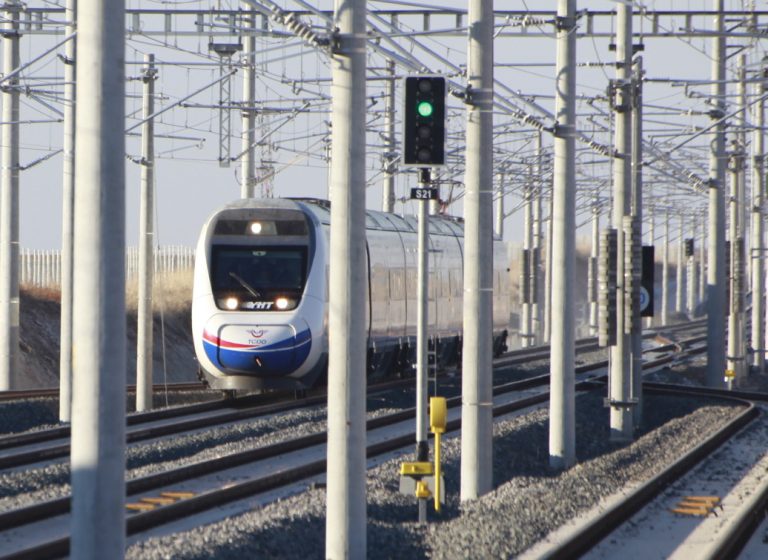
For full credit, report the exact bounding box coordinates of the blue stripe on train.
[203,329,311,376]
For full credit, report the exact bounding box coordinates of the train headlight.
[275,297,289,310]
[249,221,263,234]
[225,297,239,310]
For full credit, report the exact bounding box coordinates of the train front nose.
[203,321,311,376]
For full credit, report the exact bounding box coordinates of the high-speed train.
[192,198,511,391]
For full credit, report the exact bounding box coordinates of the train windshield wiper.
[229,272,262,299]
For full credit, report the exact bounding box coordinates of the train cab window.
[210,245,307,311]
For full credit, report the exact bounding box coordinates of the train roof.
[289,198,488,239]
[217,198,500,240]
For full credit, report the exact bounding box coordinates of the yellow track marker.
[161,491,195,499]
[126,503,156,512]
[681,496,720,505]
[141,497,176,505]
[671,506,711,516]
[671,495,721,517]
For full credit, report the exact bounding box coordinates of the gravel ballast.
[123,390,745,559]
[0,347,754,558]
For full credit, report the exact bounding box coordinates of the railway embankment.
[17,271,198,390]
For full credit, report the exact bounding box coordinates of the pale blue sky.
[6,1,757,249]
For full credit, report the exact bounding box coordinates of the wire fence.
[20,246,195,289]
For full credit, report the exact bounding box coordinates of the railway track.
[0,316,705,408]
[543,384,768,560]
[0,382,207,402]
[0,321,713,559]
[0,319,704,472]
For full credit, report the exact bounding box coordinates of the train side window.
[428,271,436,299]
[406,268,417,296]
[451,269,462,297]
[440,271,450,297]
[390,269,404,300]
[371,266,388,301]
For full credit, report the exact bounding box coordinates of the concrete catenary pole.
[521,179,533,347]
[543,191,553,344]
[382,59,396,213]
[589,205,599,336]
[735,55,748,381]
[727,140,746,382]
[630,56,643,428]
[676,219,684,314]
[136,54,156,412]
[609,1,633,441]
[70,0,126,556]
[495,174,504,237]
[752,75,765,373]
[707,0,727,388]
[738,56,748,249]
[532,132,544,340]
[240,3,256,199]
[548,0,576,469]
[59,0,76,421]
[325,0,367,556]
[0,0,21,392]
[662,212,669,326]
[461,0,494,500]
[697,213,707,303]
[687,220,698,316]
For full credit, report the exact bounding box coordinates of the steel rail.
[0,381,206,402]
[543,384,765,560]
[0,375,613,560]
[0,320,706,465]
[0,327,707,558]
[704,462,768,559]
[0,339,587,455]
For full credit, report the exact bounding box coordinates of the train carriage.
[192,198,510,391]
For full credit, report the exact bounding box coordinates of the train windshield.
[211,246,307,311]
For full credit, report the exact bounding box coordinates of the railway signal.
[684,238,694,257]
[403,76,446,166]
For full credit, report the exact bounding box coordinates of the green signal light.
[417,100,434,118]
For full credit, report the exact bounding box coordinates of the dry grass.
[125,269,193,313]
[20,285,61,302]
[21,269,194,313]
